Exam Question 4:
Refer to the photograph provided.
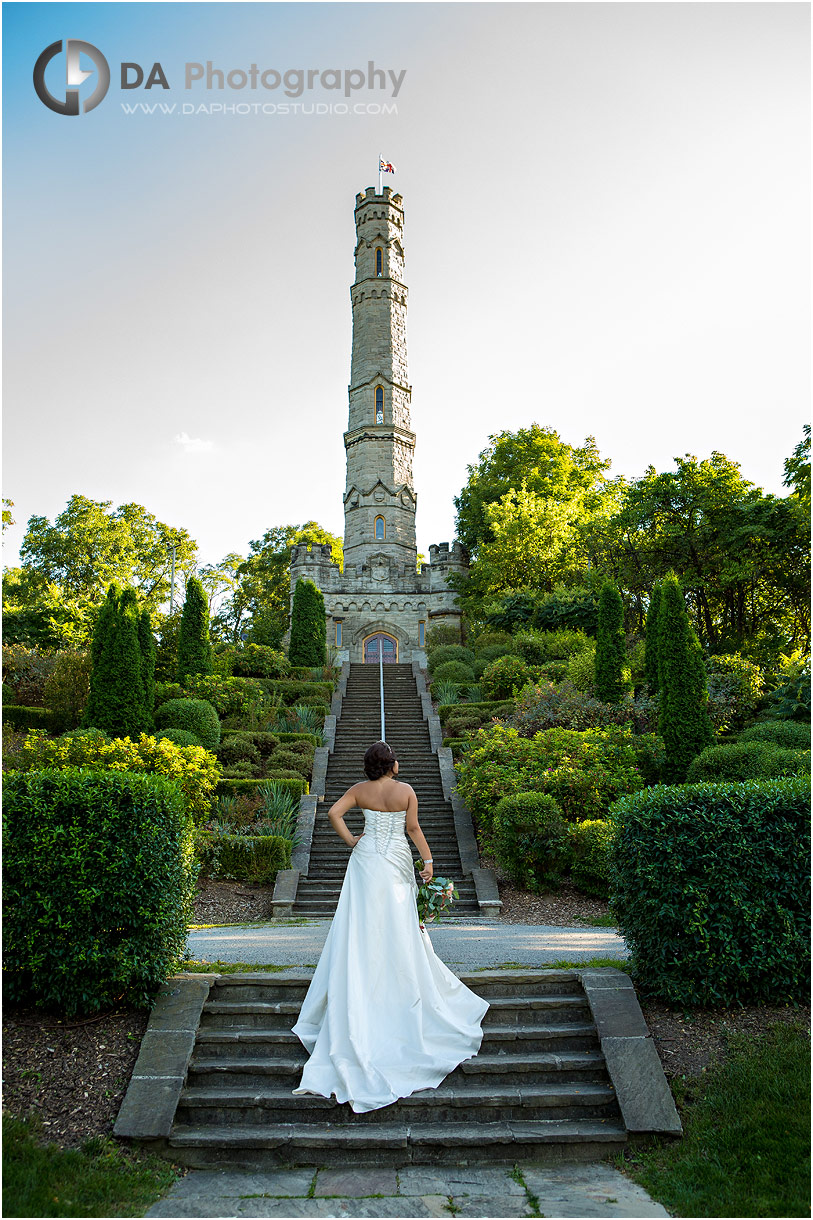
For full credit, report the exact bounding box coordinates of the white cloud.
[174,432,214,454]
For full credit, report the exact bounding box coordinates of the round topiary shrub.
[432,660,476,687]
[739,720,811,750]
[492,791,571,892]
[481,655,532,700]
[59,727,111,742]
[609,778,810,1006]
[569,819,615,897]
[268,748,311,777]
[686,741,809,782]
[427,645,476,674]
[154,697,220,752]
[156,728,202,749]
[3,768,198,1016]
[218,736,261,767]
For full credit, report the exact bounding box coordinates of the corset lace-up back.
[363,807,407,856]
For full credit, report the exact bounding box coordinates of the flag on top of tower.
[379,158,396,173]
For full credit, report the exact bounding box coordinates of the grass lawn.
[618,1020,811,1218]
[2,1114,179,1219]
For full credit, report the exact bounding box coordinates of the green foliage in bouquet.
[414,861,459,926]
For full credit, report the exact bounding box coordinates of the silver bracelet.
[423,858,433,864]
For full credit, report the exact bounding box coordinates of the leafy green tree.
[644,582,662,694]
[138,607,156,718]
[657,572,714,782]
[83,584,151,738]
[177,577,213,683]
[7,495,197,648]
[288,578,326,666]
[2,498,14,533]
[783,423,811,516]
[454,425,614,555]
[594,580,627,704]
[215,523,342,648]
[594,453,810,657]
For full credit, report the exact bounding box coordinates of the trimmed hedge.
[739,721,811,750]
[609,778,810,1006]
[9,730,220,821]
[277,731,321,750]
[215,777,308,800]
[432,660,476,686]
[196,831,291,884]
[154,698,220,752]
[2,706,57,732]
[686,742,809,782]
[156,728,202,749]
[3,768,197,1016]
[427,645,475,674]
[259,679,333,706]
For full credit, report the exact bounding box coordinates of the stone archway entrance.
[364,633,398,663]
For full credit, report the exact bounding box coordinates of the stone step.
[193,1021,602,1058]
[175,1080,619,1126]
[166,1118,628,1169]
[186,1050,610,1090]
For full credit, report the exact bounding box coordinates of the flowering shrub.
[455,722,656,827]
[10,729,220,819]
[481,655,533,700]
[511,679,659,736]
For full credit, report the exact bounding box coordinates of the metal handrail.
[379,649,386,742]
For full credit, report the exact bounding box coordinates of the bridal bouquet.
[414,860,459,929]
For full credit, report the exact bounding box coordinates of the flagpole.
[378,155,382,195]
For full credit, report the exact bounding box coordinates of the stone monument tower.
[289,185,468,664]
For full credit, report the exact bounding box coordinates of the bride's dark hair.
[364,741,397,780]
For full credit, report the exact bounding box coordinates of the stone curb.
[578,968,682,1137]
[114,975,214,1141]
[274,670,346,912]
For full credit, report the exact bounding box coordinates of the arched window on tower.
[375,386,384,424]
[375,516,385,540]
[376,248,383,277]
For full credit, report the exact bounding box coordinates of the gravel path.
[186,920,628,967]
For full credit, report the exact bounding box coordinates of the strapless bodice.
[362,807,407,856]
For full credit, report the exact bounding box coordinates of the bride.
[292,740,489,1114]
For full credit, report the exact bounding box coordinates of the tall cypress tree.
[288,578,326,666]
[138,607,156,724]
[594,580,627,704]
[177,577,213,683]
[644,581,662,694]
[84,585,151,738]
[657,571,715,782]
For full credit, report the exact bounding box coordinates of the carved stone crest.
[372,555,390,582]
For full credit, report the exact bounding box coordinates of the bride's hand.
[350,833,364,847]
[419,863,433,881]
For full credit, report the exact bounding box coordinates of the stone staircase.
[166,969,628,1168]
[294,663,479,917]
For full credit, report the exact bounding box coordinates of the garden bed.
[192,876,274,925]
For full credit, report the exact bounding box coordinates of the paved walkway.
[186,921,628,968]
[146,1164,668,1217]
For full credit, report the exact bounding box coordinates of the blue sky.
[3,1,810,574]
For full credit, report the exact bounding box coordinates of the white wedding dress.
[291,808,489,1113]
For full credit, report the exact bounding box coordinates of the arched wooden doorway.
[363,633,398,663]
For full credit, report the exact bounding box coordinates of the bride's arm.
[404,787,433,880]
[327,787,364,848]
